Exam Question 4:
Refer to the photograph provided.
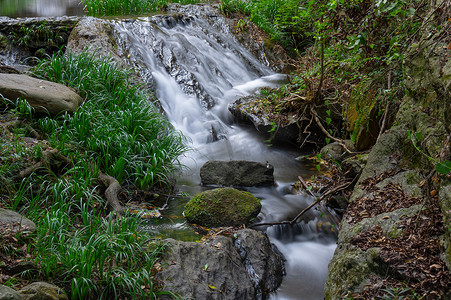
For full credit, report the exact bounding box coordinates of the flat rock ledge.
[0,74,83,116]
[155,229,284,300]
[200,160,274,187]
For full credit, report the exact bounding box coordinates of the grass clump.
[82,0,211,17]
[31,51,188,189]
[0,51,188,298]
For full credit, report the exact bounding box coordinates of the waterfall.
[111,5,337,299]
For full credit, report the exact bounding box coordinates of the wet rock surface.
[0,74,83,116]
[229,97,299,145]
[200,160,274,187]
[155,229,284,300]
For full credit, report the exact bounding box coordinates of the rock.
[66,17,123,64]
[234,229,284,297]
[184,187,261,227]
[0,285,22,300]
[229,97,299,145]
[0,208,35,233]
[341,153,368,177]
[320,140,356,163]
[0,74,83,116]
[200,160,274,187]
[155,229,284,300]
[19,282,67,300]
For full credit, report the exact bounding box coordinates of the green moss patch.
[184,187,261,227]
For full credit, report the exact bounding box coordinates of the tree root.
[98,173,125,216]
[17,148,125,215]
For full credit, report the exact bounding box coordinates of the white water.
[113,6,337,299]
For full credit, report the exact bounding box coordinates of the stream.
[1,4,338,299]
[112,5,338,299]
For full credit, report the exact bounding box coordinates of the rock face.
[0,208,35,233]
[200,160,274,187]
[0,74,83,116]
[155,229,284,300]
[325,3,451,297]
[184,187,261,227]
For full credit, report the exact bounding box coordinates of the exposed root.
[18,149,72,179]
[98,173,125,216]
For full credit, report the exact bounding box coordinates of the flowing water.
[112,5,338,299]
[1,3,338,298]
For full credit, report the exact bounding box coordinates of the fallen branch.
[251,175,358,228]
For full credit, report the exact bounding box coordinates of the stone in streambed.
[155,229,284,300]
[184,187,261,227]
[200,160,274,187]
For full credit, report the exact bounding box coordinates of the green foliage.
[82,0,211,16]
[31,51,188,189]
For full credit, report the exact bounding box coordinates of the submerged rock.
[184,187,261,227]
[155,229,284,300]
[200,160,274,187]
[0,74,83,116]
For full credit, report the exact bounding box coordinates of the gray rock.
[0,74,83,116]
[200,160,274,187]
[66,17,123,63]
[229,98,299,145]
[0,208,35,233]
[155,229,284,300]
[0,285,22,300]
[19,282,67,300]
[234,229,284,297]
[320,140,356,163]
[184,187,261,227]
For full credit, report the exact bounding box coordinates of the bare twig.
[251,176,358,228]
[311,106,357,154]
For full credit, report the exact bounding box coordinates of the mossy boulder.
[184,187,261,227]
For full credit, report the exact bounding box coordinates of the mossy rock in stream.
[184,187,261,227]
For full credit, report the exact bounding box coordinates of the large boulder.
[19,282,68,300]
[0,74,83,116]
[184,187,261,227]
[155,229,284,300]
[200,160,274,187]
[0,208,35,233]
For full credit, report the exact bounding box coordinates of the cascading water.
[112,5,338,299]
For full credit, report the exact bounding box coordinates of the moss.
[184,187,261,227]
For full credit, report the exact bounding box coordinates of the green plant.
[32,51,188,189]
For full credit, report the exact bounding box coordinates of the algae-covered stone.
[184,187,261,227]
